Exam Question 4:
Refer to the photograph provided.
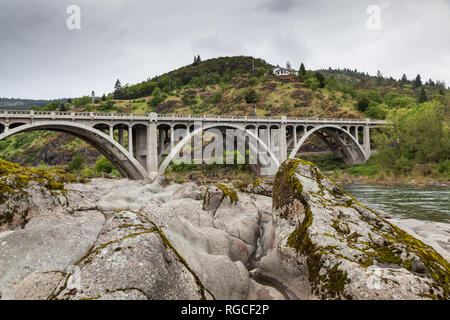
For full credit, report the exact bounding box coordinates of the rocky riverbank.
[0,158,448,300]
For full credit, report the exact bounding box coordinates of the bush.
[68,154,86,173]
[304,77,320,91]
[248,77,259,86]
[95,156,114,174]
[244,89,259,104]
[356,95,370,112]
[365,102,388,119]
[148,96,164,107]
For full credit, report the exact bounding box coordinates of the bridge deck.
[0,110,388,125]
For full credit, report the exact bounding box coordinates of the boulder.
[0,211,104,299]
[257,159,450,300]
[54,210,211,300]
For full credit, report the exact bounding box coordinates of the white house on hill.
[273,67,296,76]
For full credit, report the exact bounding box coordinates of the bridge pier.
[363,125,371,157]
[147,121,158,178]
[128,124,133,155]
[118,127,124,146]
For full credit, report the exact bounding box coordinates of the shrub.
[248,77,259,86]
[68,154,86,173]
[304,77,320,91]
[244,89,259,104]
[95,156,114,174]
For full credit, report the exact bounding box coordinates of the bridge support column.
[170,126,175,152]
[363,126,371,158]
[128,125,133,155]
[118,127,124,146]
[109,125,114,140]
[147,120,158,178]
[278,120,287,163]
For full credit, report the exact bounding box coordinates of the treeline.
[0,98,51,110]
[112,56,273,100]
[373,97,450,178]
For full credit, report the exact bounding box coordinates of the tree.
[314,72,326,88]
[356,95,370,112]
[418,87,428,103]
[101,94,107,101]
[304,77,320,91]
[401,74,408,85]
[114,79,122,94]
[286,61,292,71]
[193,55,202,66]
[244,89,259,104]
[374,101,449,175]
[299,63,306,76]
[413,74,422,88]
[298,63,306,81]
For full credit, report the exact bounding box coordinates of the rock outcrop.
[0,158,78,231]
[0,158,448,300]
[0,159,276,300]
[256,159,449,300]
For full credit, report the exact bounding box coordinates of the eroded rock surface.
[256,159,450,300]
[0,160,277,300]
[1,157,448,300]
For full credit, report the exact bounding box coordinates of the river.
[343,184,450,224]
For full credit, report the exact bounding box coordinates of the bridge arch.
[0,121,148,180]
[158,123,280,174]
[289,125,368,164]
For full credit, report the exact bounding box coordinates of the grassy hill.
[0,56,448,182]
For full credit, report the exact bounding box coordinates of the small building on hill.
[273,67,296,76]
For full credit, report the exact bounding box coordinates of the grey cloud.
[0,0,449,99]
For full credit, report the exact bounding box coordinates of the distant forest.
[0,98,52,110]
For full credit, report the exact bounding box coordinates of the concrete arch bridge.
[0,110,387,180]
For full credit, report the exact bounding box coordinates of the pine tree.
[114,79,122,93]
[314,72,326,88]
[101,94,106,101]
[286,61,291,71]
[298,63,306,81]
[413,74,422,88]
[401,74,408,84]
[418,87,428,103]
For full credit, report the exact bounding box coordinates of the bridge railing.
[0,110,388,125]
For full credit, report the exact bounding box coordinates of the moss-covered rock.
[263,159,450,300]
[0,158,78,230]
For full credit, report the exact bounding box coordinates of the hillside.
[0,98,52,110]
[0,55,448,179]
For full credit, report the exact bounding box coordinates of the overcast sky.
[0,0,449,99]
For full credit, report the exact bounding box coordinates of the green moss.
[0,158,78,227]
[277,159,352,299]
[277,158,450,300]
[215,183,238,204]
[358,258,374,268]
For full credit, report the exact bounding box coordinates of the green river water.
[343,185,450,224]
